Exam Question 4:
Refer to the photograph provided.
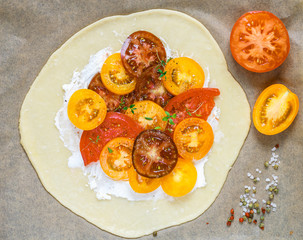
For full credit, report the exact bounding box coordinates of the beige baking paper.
[19,9,250,238]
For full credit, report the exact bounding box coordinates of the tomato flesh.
[67,89,107,130]
[80,112,143,166]
[230,11,290,73]
[132,130,178,178]
[100,137,134,180]
[128,166,161,193]
[253,84,299,135]
[121,31,166,77]
[88,73,135,112]
[161,159,197,197]
[164,88,220,134]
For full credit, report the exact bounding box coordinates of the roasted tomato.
[174,118,214,160]
[128,166,161,193]
[162,57,205,95]
[164,88,220,133]
[230,11,290,73]
[88,73,135,112]
[80,112,143,166]
[100,53,136,95]
[125,100,167,130]
[100,137,134,180]
[161,158,197,197]
[132,130,178,178]
[253,84,299,135]
[121,31,166,77]
[67,89,107,130]
[135,67,173,107]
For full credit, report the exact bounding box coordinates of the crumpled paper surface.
[1,0,302,239]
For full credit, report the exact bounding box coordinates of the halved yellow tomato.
[161,159,197,197]
[162,57,205,95]
[125,100,167,130]
[100,137,134,180]
[253,84,299,135]
[128,166,161,193]
[101,53,136,95]
[67,89,107,130]
[174,118,214,160]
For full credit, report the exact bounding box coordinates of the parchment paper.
[1,0,302,239]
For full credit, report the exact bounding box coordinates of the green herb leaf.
[196,114,202,117]
[123,106,128,110]
[108,147,113,153]
[145,117,153,120]
[172,113,177,119]
[165,111,170,117]
[167,57,172,63]
[168,118,175,125]
[162,116,169,121]
[154,126,161,130]
[130,104,135,108]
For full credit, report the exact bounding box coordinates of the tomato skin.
[67,89,107,130]
[101,53,136,95]
[100,137,134,180]
[164,88,220,134]
[230,11,290,73]
[128,166,161,193]
[80,112,143,166]
[121,31,166,77]
[174,118,214,161]
[253,84,299,135]
[88,73,135,112]
[163,57,205,95]
[161,159,197,197]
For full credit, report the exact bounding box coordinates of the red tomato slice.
[121,31,166,77]
[164,88,220,134]
[80,112,143,166]
[88,73,135,112]
[230,11,290,73]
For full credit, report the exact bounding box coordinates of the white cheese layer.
[55,46,222,201]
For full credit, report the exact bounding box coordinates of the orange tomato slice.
[125,100,167,130]
[67,89,107,130]
[162,57,205,95]
[100,137,134,180]
[128,166,161,193]
[161,159,197,197]
[253,84,299,135]
[174,118,214,160]
[101,53,136,95]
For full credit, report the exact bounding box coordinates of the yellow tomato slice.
[125,100,167,130]
[161,159,197,197]
[128,166,161,193]
[101,53,136,95]
[174,118,214,161]
[67,89,107,130]
[253,84,299,135]
[163,57,205,95]
[100,137,134,180]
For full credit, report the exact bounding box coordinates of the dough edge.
[19,9,251,238]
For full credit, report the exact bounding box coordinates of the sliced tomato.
[67,89,107,130]
[161,159,197,197]
[100,137,134,180]
[80,112,143,166]
[125,100,167,130]
[128,166,161,193]
[135,66,173,107]
[230,11,290,73]
[100,53,136,95]
[121,31,166,77]
[174,118,214,160]
[163,57,205,95]
[253,84,299,135]
[88,73,135,112]
[164,88,220,134]
[132,130,178,178]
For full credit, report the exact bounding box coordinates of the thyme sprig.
[89,135,100,144]
[162,111,176,125]
[123,104,137,114]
